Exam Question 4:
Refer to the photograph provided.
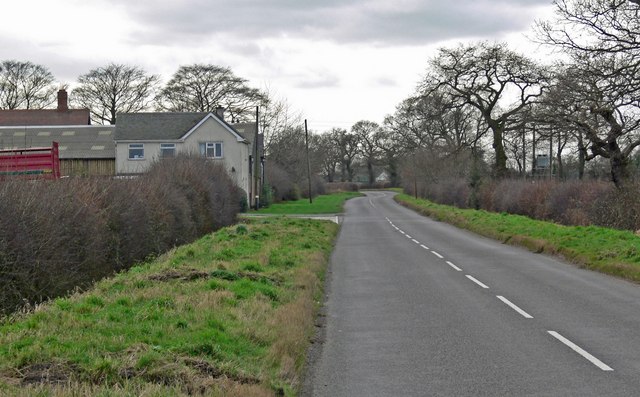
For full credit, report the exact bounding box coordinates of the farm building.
[0,89,115,176]
[0,125,115,176]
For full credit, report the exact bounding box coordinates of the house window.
[160,143,176,158]
[199,142,223,158]
[128,143,144,159]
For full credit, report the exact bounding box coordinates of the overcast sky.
[1,0,555,132]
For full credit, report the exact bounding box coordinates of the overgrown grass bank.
[395,193,640,282]
[0,217,338,396]
[257,192,362,214]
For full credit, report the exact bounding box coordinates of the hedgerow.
[0,155,243,315]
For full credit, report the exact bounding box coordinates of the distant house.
[0,89,114,176]
[114,110,262,199]
[375,170,390,184]
[0,89,90,126]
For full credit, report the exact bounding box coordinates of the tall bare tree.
[400,90,484,153]
[71,63,160,124]
[538,0,640,187]
[423,42,548,177]
[378,120,406,186]
[537,0,640,55]
[317,130,342,182]
[330,128,360,182]
[158,64,266,121]
[0,60,56,109]
[260,88,303,154]
[352,120,383,185]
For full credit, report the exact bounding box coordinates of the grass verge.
[395,193,640,283]
[257,192,362,215]
[0,217,338,396]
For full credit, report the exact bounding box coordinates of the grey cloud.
[374,76,398,87]
[293,71,341,89]
[0,36,96,82]
[106,0,553,47]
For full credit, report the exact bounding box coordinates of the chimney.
[57,89,68,112]
[215,106,225,121]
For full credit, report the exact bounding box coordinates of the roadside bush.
[266,163,299,202]
[0,180,109,312]
[265,162,327,203]
[589,182,640,231]
[407,177,640,231]
[367,181,392,189]
[325,182,359,193]
[0,155,242,315]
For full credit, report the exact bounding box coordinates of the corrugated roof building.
[0,125,116,176]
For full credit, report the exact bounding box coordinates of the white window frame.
[160,143,176,158]
[200,142,223,159]
[128,143,144,160]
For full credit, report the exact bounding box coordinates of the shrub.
[0,155,242,315]
[325,182,359,193]
[589,182,640,231]
[408,176,640,232]
[266,163,299,202]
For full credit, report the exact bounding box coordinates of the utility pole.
[549,127,553,179]
[532,125,536,176]
[521,122,526,177]
[305,119,312,204]
[254,106,260,210]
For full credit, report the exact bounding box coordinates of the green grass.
[395,193,640,283]
[257,191,362,214]
[0,218,338,396]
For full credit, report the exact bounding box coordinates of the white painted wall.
[115,116,251,196]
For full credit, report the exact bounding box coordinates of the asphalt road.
[304,191,640,396]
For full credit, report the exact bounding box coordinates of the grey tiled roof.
[233,122,264,155]
[115,112,254,144]
[115,112,210,141]
[0,126,115,159]
[233,122,257,142]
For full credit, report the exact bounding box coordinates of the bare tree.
[330,128,360,182]
[158,64,266,121]
[423,42,548,177]
[317,130,342,182]
[384,98,433,151]
[0,60,56,109]
[352,120,383,185]
[378,120,406,186]
[260,87,303,154]
[538,1,640,187]
[537,0,640,55]
[404,90,484,153]
[71,63,160,124]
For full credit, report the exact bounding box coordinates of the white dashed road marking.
[446,261,462,272]
[497,295,533,319]
[548,331,613,371]
[387,213,614,374]
[466,275,490,289]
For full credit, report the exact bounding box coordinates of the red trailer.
[0,142,61,179]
